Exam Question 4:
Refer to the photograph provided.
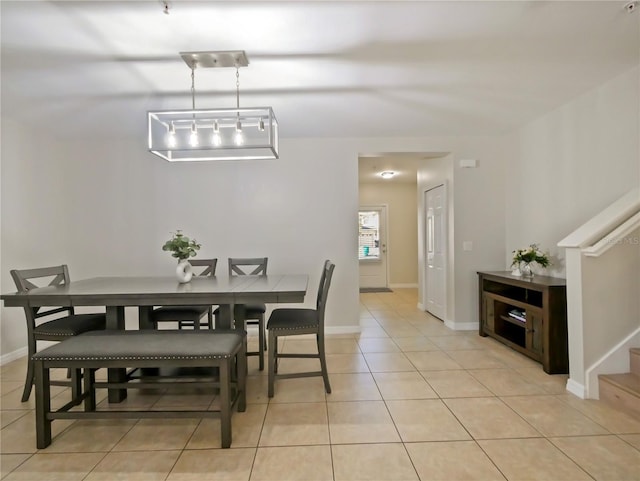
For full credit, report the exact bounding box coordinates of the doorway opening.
[358,205,388,289]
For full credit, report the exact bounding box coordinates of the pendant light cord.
[236,67,240,109]
[191,64,196,111]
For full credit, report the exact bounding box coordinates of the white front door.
[425,185,446,320]
[358,205,388,288]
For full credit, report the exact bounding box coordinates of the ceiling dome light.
[380,171,396,179]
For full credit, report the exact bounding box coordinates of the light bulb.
[211,121,221,146]
[258,118,265,131]
[189,123,198,147]
[167,122,177,148]
[234,120,243,145]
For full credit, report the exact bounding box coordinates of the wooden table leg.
[106,306,127,403]
[138,306,154,330]
[216,304,234,330]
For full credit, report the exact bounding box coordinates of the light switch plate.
[459,159,477,168]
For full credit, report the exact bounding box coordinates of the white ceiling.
[1,1,638,142]
[358,153,446,184]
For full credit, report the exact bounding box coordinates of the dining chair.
[266,259,335,397]
[215,257,268,370]
[151,258,218,330]
[10,264,107,402]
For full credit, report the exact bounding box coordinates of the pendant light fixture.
[148,50,278,161]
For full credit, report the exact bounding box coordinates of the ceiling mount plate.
[180,50,249,69]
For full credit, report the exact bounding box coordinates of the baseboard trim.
[389,283,418,289]
[566,378,586,399]
[0,346,27,366]
[445,320,478,331]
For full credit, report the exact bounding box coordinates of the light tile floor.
[1,288,639,480]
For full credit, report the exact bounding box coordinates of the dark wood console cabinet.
[478,271,568,374]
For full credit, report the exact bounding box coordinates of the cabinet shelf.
[499,314,526,328]
[478,271,568,374]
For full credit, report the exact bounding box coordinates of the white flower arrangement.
[511,243,551,269]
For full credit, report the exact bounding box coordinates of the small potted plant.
[511,243,550,278]
[162,230,201,283]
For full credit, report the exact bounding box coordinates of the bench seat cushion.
[32,330,244,362]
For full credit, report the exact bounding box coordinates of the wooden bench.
[32,329,246,449]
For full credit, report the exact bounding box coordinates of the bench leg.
[106,306,128,403]
[84,368,96,411]
[219,360,231,448]
[35,361,51,449]
[71,368,82,403]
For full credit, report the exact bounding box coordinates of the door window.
[358,211,380,260]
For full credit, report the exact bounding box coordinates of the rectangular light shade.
[148,107,278,161]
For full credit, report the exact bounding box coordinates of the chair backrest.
[316,260,335,328]
[228,257,268,276]
[10,265,73,320]
[190,258,218,277]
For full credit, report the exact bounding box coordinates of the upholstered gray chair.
[151,258,218,329]
[266,260,335,397]
[10,265,106,402]
[215,257,268,370]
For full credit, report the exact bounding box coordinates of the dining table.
[2,273,309,402]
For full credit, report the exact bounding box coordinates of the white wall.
[0,119,79,360]
[582,228,640,371]
[416,141,507,329]
[507,65,640,395]
[506,66,640,276]
[359,182,418,286]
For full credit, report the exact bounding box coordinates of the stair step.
[599,372,640,419]
[630,348,640,376]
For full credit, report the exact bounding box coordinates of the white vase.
[176,259,193,283]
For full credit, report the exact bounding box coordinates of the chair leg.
[21,360,35,402]
[207,307,214,329]
[318,334,331,394]
[268,330,276,398]
[21,339,36,402]
[273,335,279,374]
[258,315,265,371]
